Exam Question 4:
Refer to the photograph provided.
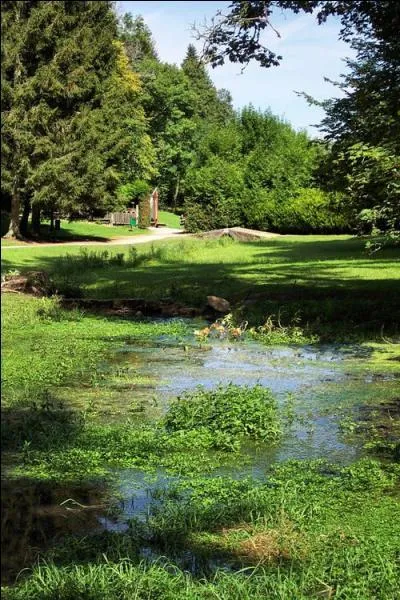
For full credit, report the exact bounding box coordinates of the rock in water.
[206,295,230,313]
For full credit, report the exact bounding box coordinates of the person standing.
[129,208,137,230]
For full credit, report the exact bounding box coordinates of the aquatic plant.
[249,312,318,345]
[195,313,248,341]
[164,383,281,443]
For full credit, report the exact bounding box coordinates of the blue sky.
[116,1,354,137]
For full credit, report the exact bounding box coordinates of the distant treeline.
[2,2,398,240]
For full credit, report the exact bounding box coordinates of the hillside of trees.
[2,1,398,241]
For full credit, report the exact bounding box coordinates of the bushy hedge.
[244,187,351,234]
[184,187,351,234]
[183,158,246,232]
[184,198,243,232]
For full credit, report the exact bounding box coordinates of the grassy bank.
[3,459,399,600]
[2,235,399,339]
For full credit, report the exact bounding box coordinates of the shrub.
[184,198,243,232]
[117,179,151,206]
[164,383,281,442]
[183,157,246,232]
[244,187,351,234]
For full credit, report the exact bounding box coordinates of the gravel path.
[2,226,280,250]
[2,227,185,249]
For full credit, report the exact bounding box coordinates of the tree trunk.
[49,210,54,231]
[4,6,24,240]
[4,186,21,239]
[19,196,31,236]
[31,204,41,235]
[172,175,180,212]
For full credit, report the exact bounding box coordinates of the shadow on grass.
[4,223,111,244]
[0,402,115,584]
[1,237,399,335]
[1,474,109,584]
[1,403,85,453]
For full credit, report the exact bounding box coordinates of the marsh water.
[2,327,399,582]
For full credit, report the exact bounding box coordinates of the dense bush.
[165,383,281,442]
[184,198,244,232]
[117,179,151,208]
[181,108,353,234]
[341,144,400,246]
[244,187,351,234]
[183,158,246,232]
[185,186,350,235]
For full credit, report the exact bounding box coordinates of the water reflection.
[1,478,109,583]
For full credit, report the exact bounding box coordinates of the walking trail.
[2,227,185,249]
[2,226,280,250]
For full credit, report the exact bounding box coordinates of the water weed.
[1,294,190,408]
[165,384,281,443]
[249,313,319,345]
[9,423,246,480]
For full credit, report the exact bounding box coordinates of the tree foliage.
[183,108,338,233]
[1,1,155,237]
[195,0,399,243]
[118,13,158,64]
[302,11,399,243]
[3,2,394,240]
[195,1,399,69]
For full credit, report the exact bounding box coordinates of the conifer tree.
[2,1,154,237]
[181,44,233,123]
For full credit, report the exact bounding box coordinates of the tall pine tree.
[2,1,154,237]
[181,44,233,124]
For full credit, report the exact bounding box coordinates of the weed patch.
[165,384,281,443]
[8,424,246,480]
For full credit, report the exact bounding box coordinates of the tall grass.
[4,460,400,600]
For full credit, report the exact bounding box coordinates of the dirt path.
[2,227,185,249]
[2,226,280,250]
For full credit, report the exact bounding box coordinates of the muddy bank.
[60,297,232,319]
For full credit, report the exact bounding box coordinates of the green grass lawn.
[1,211,181,246]
[158,210,181,228]
[2,234,399,337]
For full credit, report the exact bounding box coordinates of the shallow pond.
[115,337,397,462]
[2,331,399,582]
